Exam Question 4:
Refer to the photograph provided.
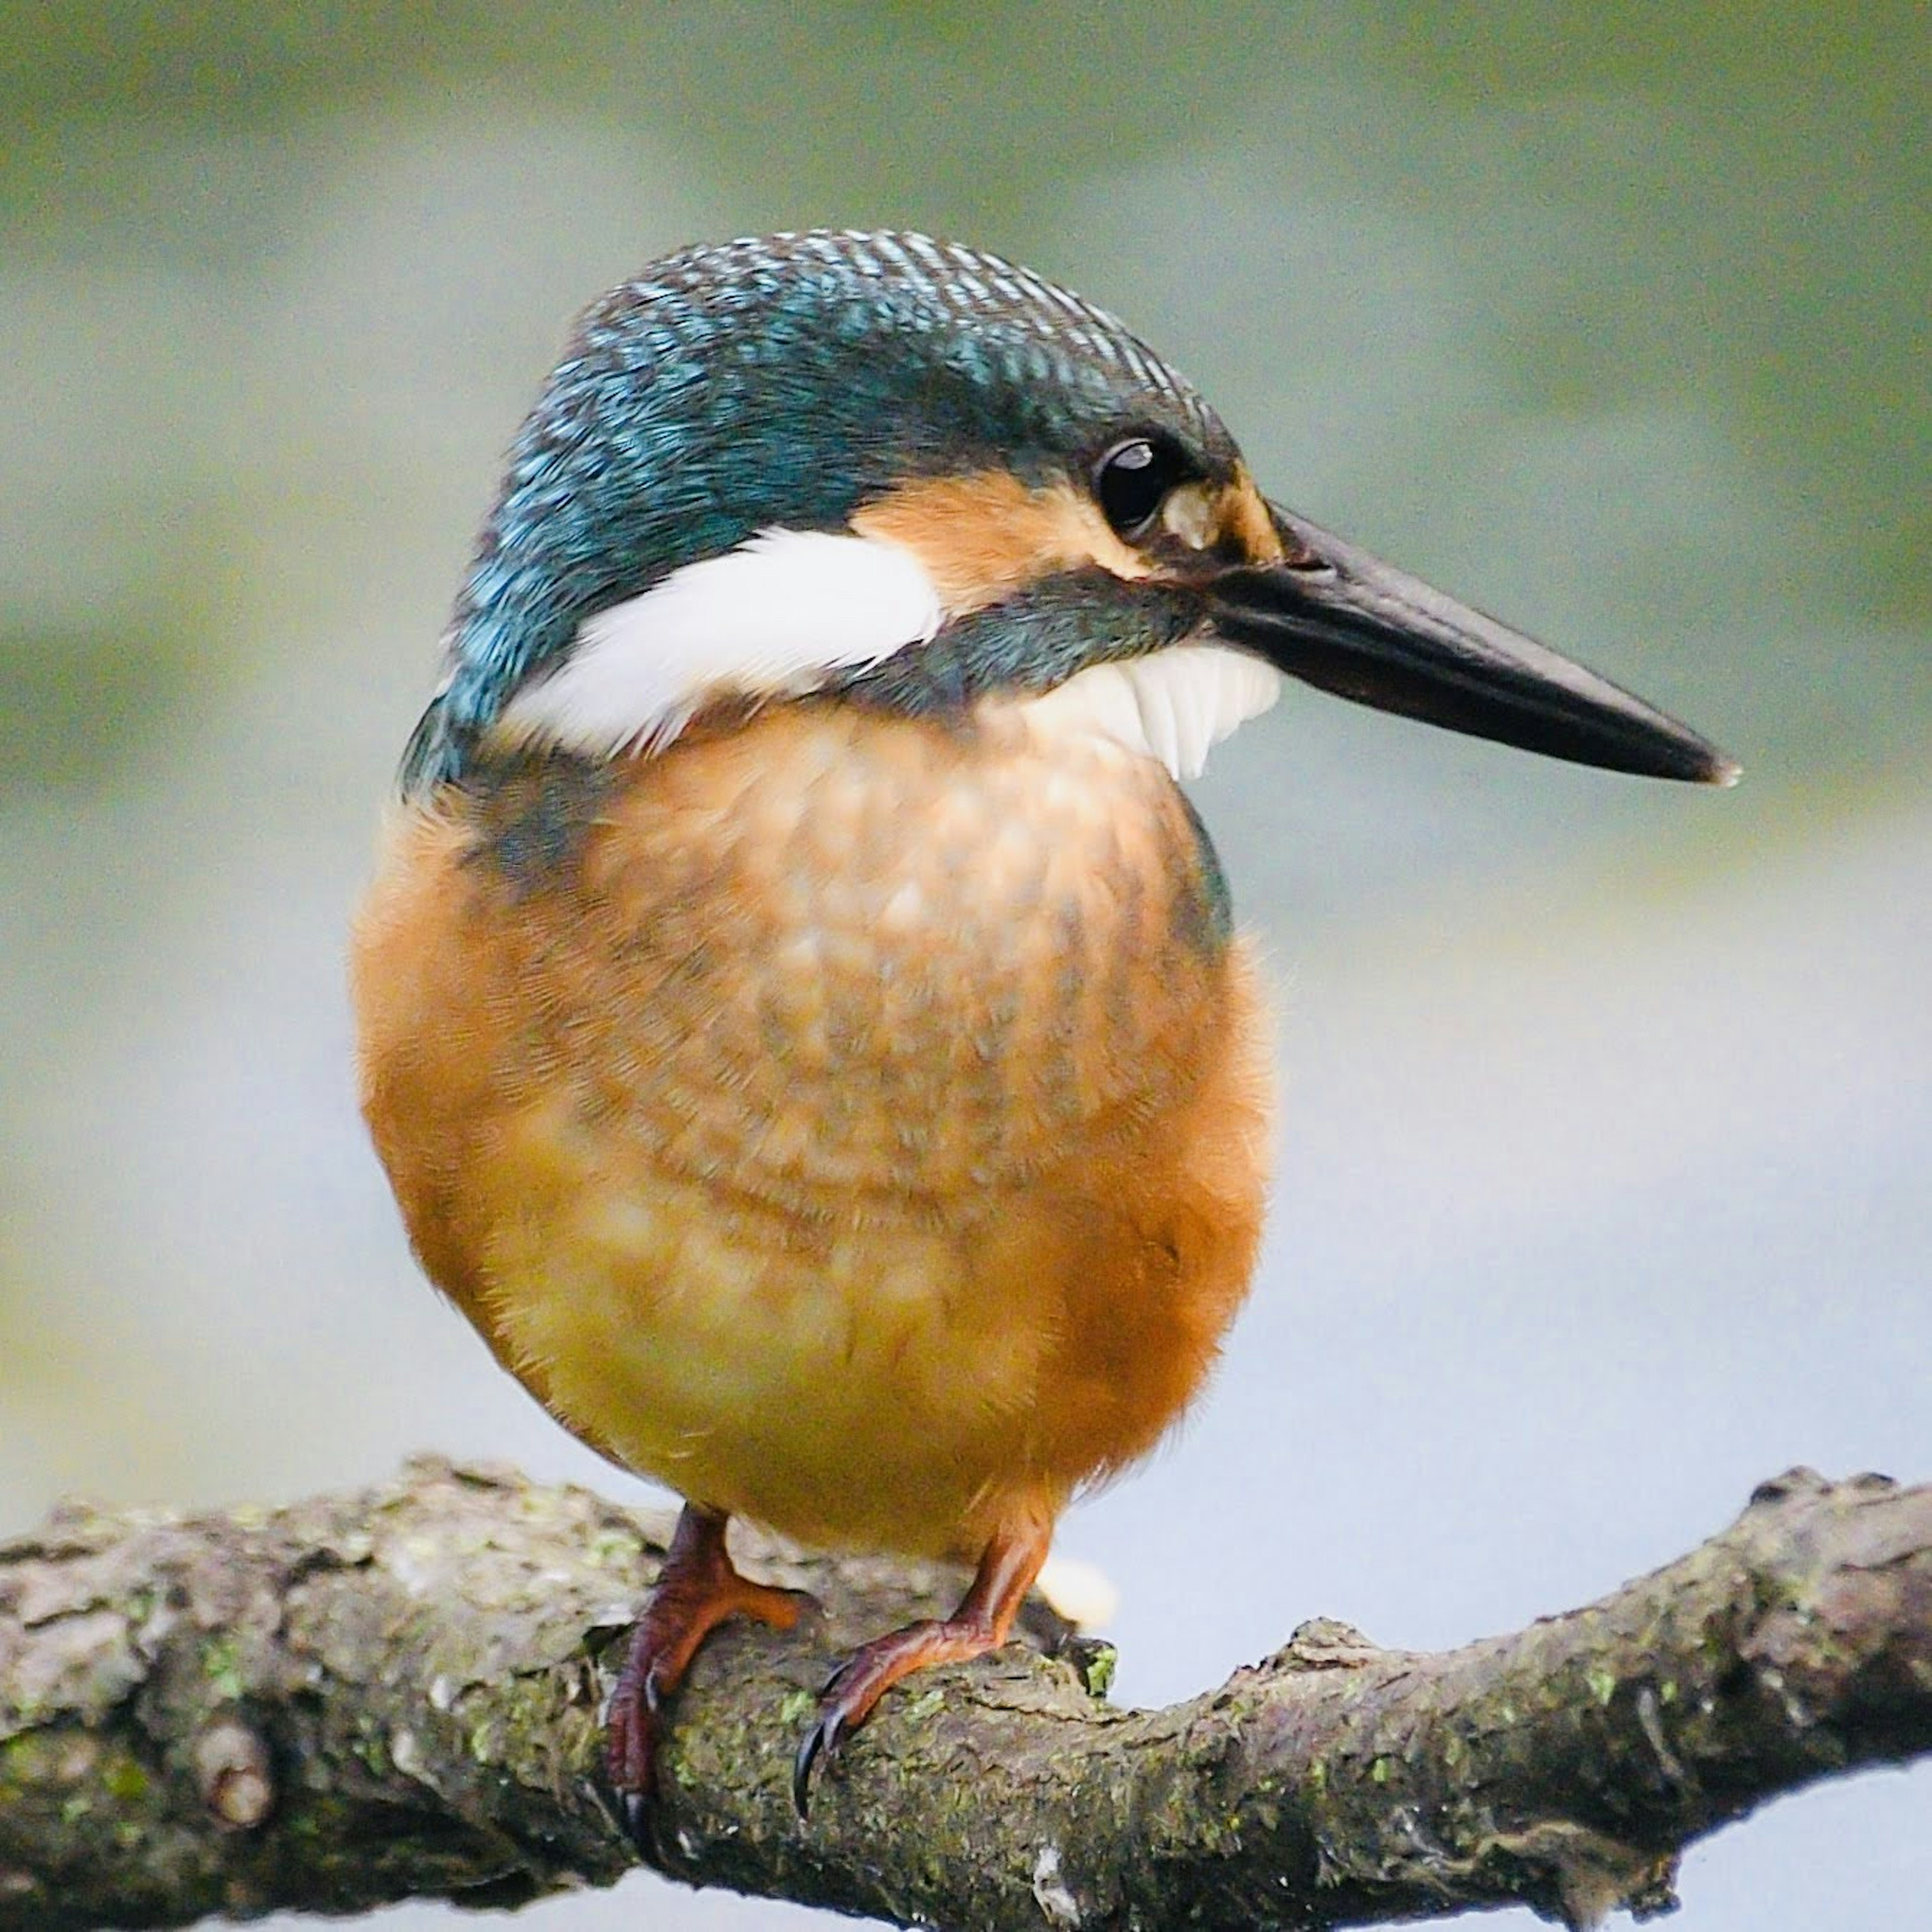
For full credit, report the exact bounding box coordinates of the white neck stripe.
[497,528,944,756]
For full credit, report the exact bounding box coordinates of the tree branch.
[1,1458,1925,1930]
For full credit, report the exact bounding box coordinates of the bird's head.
[403,229,1735,793]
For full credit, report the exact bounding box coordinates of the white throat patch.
[497,528,944,756]
[1014,646,1282,780]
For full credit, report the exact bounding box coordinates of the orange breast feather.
[351,702,1272,1559]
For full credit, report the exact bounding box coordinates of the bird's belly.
[352,704,1272,1556]
[468,1136,1078,1553]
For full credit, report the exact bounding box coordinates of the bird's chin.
[1003,643,1282,782]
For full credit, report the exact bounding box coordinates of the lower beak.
[1205,504,1739,785]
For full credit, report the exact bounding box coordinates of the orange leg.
[607,1503,808,1839]
[792,1518,1051,1813]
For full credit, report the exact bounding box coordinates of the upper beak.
[1205,503,1739,785]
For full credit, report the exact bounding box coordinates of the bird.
[350,228,1735,1827]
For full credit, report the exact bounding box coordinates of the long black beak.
[1206,503,1738,784]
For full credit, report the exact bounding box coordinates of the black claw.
[791,1735,817,1818]
[792,1708,844,1818]
[620,1788,653,1856]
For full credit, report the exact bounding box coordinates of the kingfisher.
[351,229,1734,1826]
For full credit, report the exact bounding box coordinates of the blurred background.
[4,6,1926,1926]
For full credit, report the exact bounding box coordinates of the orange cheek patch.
[1214,466,1286,563]
[851,470,1149,614]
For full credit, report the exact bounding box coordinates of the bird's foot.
[791,1517,1050,1815]
[791,1613,1003,1813]
[607,1503,809,1851]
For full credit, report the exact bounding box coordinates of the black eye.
[1094,437,1181,539]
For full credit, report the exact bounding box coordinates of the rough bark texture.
[1,1458,1925,1931]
